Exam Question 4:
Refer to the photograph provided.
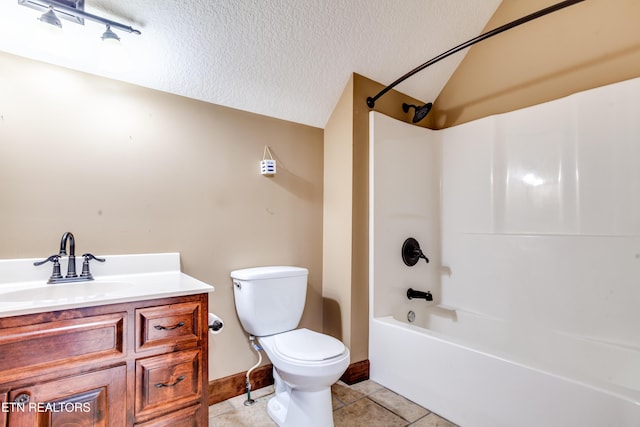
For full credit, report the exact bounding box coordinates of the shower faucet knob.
[402,237,429,266]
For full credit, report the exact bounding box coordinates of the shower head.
[402,102,433,123]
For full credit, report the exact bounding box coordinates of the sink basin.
[1,281,134,303]
[0,253,215,317]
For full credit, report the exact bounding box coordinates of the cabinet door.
[6,365,126,427]
[1,387,8,426]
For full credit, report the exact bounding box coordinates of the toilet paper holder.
[209,320,223,331]
[208,313,224,334]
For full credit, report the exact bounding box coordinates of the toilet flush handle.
[233,280,241,289]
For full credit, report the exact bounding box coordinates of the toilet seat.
[269,328,346,362]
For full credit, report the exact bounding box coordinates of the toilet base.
[267,370,335,427]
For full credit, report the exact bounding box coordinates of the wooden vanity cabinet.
[6,365,127,426]
[0,293,209,427]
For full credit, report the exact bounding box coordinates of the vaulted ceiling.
[0,0,503,128]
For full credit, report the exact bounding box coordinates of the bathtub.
[369,306,640,427]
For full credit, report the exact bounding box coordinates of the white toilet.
[231,266,350,427]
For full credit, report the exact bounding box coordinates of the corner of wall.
[322,73,438,364]
[323,75,355,350]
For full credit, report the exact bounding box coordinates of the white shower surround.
[369,77,640,427]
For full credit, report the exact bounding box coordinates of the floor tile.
[368,387,430,423]
[409,413,457,427]
[348,379,384,396]
[332,393,345,410]
[209,398,277,427]
[208,400,233,418]
[208,381,442,427]
[331,381,367,405]
[333,398,408,427]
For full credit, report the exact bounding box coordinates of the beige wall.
[433,0,640,128]
[322,76,354,348]
[323,74,429,363]
[0,52,324,381]
[327,0,640,366]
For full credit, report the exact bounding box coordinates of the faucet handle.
[33,255,63,281]
[34,254,60,266]
[80,253,106,280]
[82,253,106,263]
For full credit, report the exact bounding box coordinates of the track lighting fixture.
[19,0,141,39]
[38,6,62,28]
[101,24,120,43]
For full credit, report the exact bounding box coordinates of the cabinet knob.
[14,393,30,404]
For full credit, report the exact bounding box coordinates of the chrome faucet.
[34,232,105,284]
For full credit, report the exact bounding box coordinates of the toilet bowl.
[259,328,350,426]
[230,266,350,427]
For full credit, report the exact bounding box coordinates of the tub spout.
[407,288,433,301]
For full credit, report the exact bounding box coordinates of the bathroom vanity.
[0,253,214,427]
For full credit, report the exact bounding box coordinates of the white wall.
[369,112,441,319]
[371,76,640,349]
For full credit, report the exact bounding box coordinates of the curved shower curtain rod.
[366,0,586,110]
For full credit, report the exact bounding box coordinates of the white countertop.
[0,253,214,317]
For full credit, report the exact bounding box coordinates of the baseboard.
[208,364,274,405]
[208,359,370,405]
[339,359,370,385]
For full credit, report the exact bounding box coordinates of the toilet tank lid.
[230,266,308,280]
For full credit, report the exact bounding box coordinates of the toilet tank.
[231,266,308,336]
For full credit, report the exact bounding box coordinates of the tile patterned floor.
[208,380,458,427]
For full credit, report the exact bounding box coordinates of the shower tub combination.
[370,308,640,427]
[368,78,640,427]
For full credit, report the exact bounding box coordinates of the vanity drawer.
[134,404,203,427]
[136,302,201,352]
[0,312,125,382]
[135,349,202,419]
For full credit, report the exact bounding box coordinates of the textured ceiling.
[0,0,502,128]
